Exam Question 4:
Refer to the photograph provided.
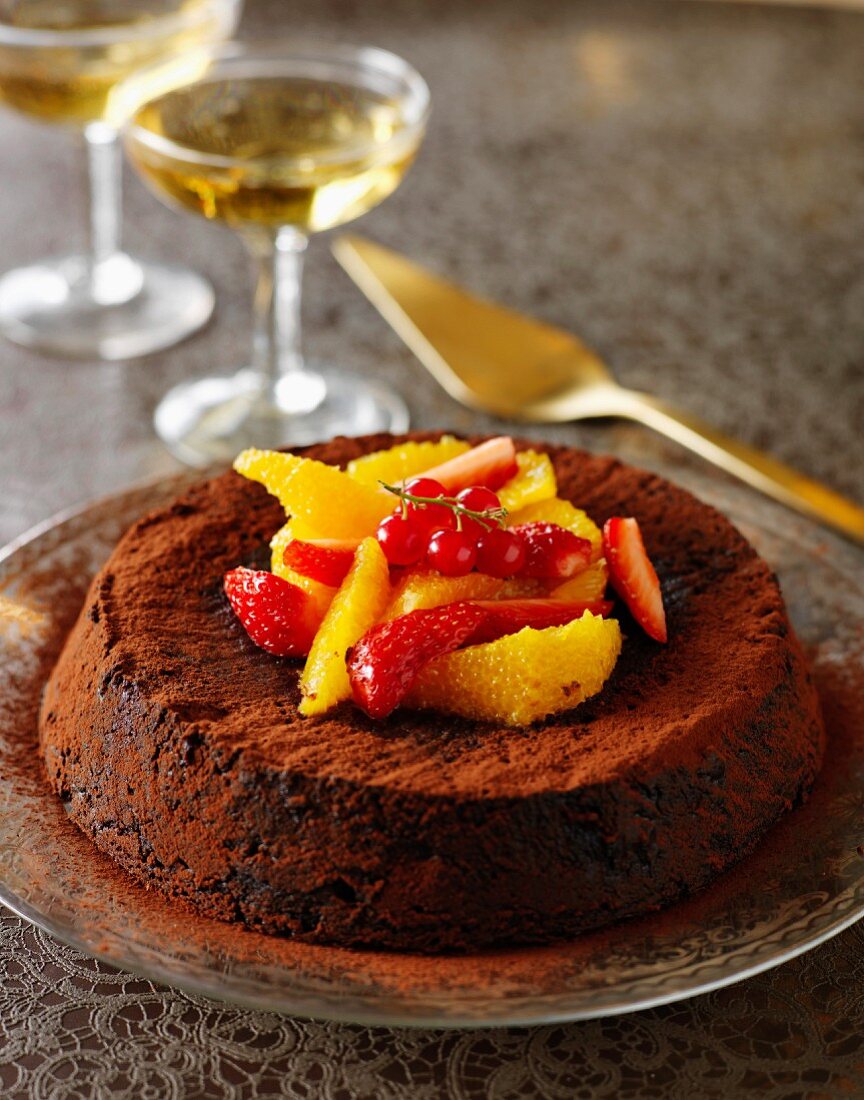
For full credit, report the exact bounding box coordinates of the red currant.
[404,476,447,499]
[455,486,501,513]
[475,528,527,578]
[426,528,477,576]
[376,513,425,566]
[412,499,456,535]
[454,485,503,542]
[402,476,455,536]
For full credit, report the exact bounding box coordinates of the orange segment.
[346,436,470,488]
[406,612,621,726]
[384,570,544,620]
[234,448,391,539]
[507,497,603,561]
[299,537,391,717]
[550,559,609,603]
[497,451,557,513]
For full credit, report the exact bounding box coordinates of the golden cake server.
[332,234,864,547]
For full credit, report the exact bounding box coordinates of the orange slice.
[299,537,391,717]
[234,448,391,540]
[346,436,469,488]
[406,612,621,726]
[497,451,557,513]
[550,559,609,603]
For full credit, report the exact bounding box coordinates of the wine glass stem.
[84,122,122,272]
[249,226,327,414]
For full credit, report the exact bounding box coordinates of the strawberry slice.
[224,567,321,657]
[510,521,592,579]
[348,601,487,719]
[415,436,518,494]
[469,598,612,644]
[602,517,667,643]
[282,538,360,587]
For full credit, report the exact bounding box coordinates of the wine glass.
[0,0,242,359]
[112,40,429,466]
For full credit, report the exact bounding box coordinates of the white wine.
[0,0,235,125]
[124,75,422,232]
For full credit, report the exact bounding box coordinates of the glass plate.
[1,463,863,1029]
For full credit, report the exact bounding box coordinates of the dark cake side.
[38,433,825,952]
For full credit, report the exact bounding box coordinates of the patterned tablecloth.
[1,0,863,1095]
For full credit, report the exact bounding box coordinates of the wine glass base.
[0,253,215,360]
[154,367,411,468]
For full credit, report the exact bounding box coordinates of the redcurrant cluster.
[376,477,526,577]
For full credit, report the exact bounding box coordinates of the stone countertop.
[1,0,863,1096]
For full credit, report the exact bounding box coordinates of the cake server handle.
[531,378,864,544]
[604,388,864,547]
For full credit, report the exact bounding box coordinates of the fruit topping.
[469,598,612,644]
[384,570,543,620]
[454,485,504,541]
[406,611,622,726]
[550,558,609,603]
[234,448,391,540]
[346,435,469,487]
[426,527,477,576]
[223,567,321,657]
[602,516,667,643]
[376,512,427,567]
[349,597,611,719]
[497,450,557,512]
[348,602,488,719]
[403,476,450,503]
[474,526,527,577]
[507,497,602,560]
[281,538,360,588]
[454,484,502,513]
[378,479,508,576]
[299,537,391,716]
[270,519,308,575]
[510,521,593,579]
[223,438,666,724]
[414,436,518,493]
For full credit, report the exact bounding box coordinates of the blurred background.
[1,0,862,546]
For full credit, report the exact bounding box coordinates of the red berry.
[348,602,487,719]
[468,598,612,644]
[455,485,501,513]
[455,485,503,543]
[376,513,425,566]
[402,477,454,535]
[511,522,593,579]
[282,538,358,587]
[404,476,447,499]
[223,567,320,656]
[411,499,457,535]
[426,527,477,575]
[602,516,667,642]
[475,527,526,577]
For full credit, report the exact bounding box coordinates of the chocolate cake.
[38,433,825,953]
